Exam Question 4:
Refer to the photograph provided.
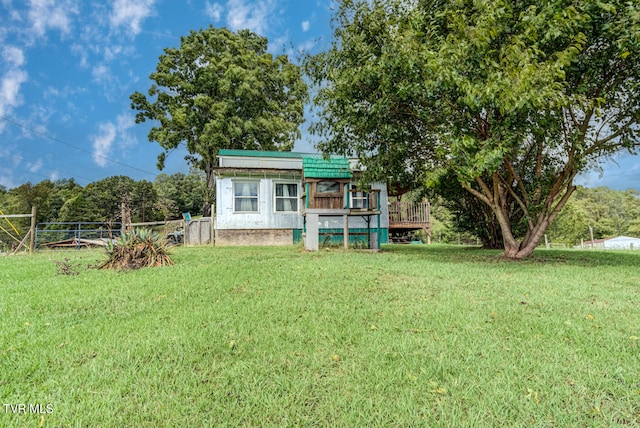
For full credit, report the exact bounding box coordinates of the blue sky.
[0,0,638,191]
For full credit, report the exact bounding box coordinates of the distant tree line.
[0,171,205,251]
[547,187,640,246]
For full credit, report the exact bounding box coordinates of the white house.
[214,149,390,249]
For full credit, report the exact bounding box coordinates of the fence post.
[343,214,349,250]
[29,206,37,253]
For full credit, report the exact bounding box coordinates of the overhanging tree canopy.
[131,26,308,216]
[305,0,640,259]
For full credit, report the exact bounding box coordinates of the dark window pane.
[317,181,340,193]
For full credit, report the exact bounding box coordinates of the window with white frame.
[234,181,259,212]
[275,182,298,212]
[351,189,369,209]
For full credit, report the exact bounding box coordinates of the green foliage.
[46,179,83,221]
[98,228,174,270]
[80,176,158,223]
[130,26,308,215]
[0,173,205,245]
[548,186,640,244]
[306,0,640,259]
[154,170,206,219]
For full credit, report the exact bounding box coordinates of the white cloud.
[91,122,117,167]
[297,38,316,55]
[28,0,78,38]
[90,112,136,167]
[0,171,18,190]
[3,46,25,67]
[0,45,28,133]
[301,20,310,32]
[269,34,290,55]
[70,42,90,69]
[0,148,23,189]
[27,158,43,173]
[205,2,224,22]
[109,0,157,37]
[104,45,124,61]
[1,1,22,24]
[226,0,276,35]
[92,64,110,83]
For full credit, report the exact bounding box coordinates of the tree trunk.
[202,162,216,218]
[464,171,576,260]
[202,202,212,218]
[495,205,564,259]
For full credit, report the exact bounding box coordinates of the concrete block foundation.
[215,229,293,246]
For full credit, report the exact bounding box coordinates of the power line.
[12,146,105,183]
[0,114,158,178]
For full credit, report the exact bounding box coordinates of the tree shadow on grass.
[381,244,640,268]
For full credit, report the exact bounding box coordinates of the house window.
[316,181,340,193]
[351,190,369,209]
[234,181,259,212]
[275,183,298,212]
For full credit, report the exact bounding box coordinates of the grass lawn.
[1,245,639,427]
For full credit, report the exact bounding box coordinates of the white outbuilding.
[600,236,640,250]
[577,235,640,250]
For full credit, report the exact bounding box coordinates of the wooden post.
[544,234,549,249]
[211,210,215,246]
[343,214,349,250]
[589,226,594,248]
[29,206,36,253]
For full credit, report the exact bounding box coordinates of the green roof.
[303,157,352,179]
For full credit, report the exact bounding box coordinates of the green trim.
[292,228,389,246]
[377,195,381,250]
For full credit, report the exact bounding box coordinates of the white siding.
[216,177,388,231]
[216,177,303,230]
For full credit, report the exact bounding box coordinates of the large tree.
[305,0,640,259]
[131,26,308,216]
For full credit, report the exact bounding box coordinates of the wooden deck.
[388,201,431,241]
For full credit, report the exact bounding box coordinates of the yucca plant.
[98,229,174,270]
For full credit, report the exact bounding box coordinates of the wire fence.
[35,222,122,250]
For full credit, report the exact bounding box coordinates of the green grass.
[1,245,639,427]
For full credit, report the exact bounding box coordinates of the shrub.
[98,229,174,270]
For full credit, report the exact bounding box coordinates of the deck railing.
[388,201,431,224]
